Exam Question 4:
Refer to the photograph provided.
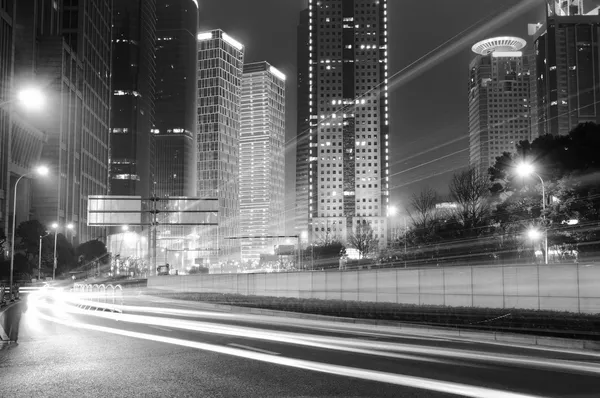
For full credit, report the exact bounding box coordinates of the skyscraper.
[154,0,198,198]
[197,30,244,263]
[468,37,532,174]
[295,9,310,244]
[30,0,113,243]
[304,0,390,247]
[529,0,600,137]
[239,62,286,262]
[110,0,157,198]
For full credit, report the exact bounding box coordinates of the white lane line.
[228,343,280,356]
[149,325,173,332]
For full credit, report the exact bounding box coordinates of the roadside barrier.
[0,285,5,307]
[72,283,124,312]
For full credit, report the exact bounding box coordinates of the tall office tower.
[529,0,600,137]
[0,0,15,252]
[110,0,157,198]
[468,37,532,174]
[154,0,198,198]
[295,9,311,244]
[306,0,390,247]
[239,62,286,262]
[26,0,112,244]
[197,30,244,263]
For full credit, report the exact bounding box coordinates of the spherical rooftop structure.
[471,36,527,55]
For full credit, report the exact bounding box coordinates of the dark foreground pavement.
[1,291,600,398]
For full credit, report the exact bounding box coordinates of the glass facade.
[30,0,112,244]
[239,62,286,262]
[154,0,198,198]
[197,29,244,263]
[468,37,531,174]
[530,3,600,136]
[306,0,390,247]
[295,9,311,244]
[110,0,157,198]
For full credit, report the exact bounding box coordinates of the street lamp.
[9,165,49,301]
[38,231,50,281]
[16,87,46,111]
[516,162,548,264]
[51,222,74,281]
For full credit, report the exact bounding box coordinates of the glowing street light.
[16,87,46,112]
[9,165,50,300]
[387,205,398,217]
[121,225,129,231]
[527,228,542,241]
[515,162,548,264]
[51,222,75,280]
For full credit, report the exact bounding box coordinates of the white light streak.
[269,66,286,81]
[197,32,212,41]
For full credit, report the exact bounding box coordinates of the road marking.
[149,325,173,332]
[228,343,280,356]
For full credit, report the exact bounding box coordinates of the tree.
[76,239,109,275]
[348,221,379,259]
[15,220,47,265]
[449,168,492,237]
[406,187,439,244]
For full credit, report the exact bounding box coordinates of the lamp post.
[38,232,49,281]
[516,163,548,264]
[51,222,74,280]
[9,166,49,300]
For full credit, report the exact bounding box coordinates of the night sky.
[197,0,546,229]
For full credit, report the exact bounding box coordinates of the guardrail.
[72,283,124,312]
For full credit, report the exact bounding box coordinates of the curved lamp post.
[517,162,548,264]
[9,165,49,300]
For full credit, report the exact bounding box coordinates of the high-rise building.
[295,9,310,244]
[110,0,157,198]
[27,0,113,244]
[239,62,286,262]
[529,0,600,137]
[154,0,198,198]
[468,37,532,174]
[196,29,244,263]
[0,0,15,250]
[304,0,390,247]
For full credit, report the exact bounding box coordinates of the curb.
[140,294,600,352]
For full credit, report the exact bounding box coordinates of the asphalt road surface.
[1,290,600,398]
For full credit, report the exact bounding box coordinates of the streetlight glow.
[516,162,535,177]
[122,225,129,231]
[51,222,59,229]
[17,87,45,111]
[388,206,398,217]
[36,165,49,176]
[67,223,74,230]
[527,228,542,240]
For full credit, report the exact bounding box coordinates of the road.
[1,290,600,397]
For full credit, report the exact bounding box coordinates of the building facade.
[154,0,198,198]
[110,0,156,198]
[20,0,113,244]
[468,37,532,174]
[295,9,311,244]
[529,0,600,137]
[304,0,390,248]
[239,62,286,262]
[197,29,244,263]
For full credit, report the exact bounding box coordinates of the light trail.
[35,308,543,398]
[45,297,600,376]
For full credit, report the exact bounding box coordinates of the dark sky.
[197,0,546,226]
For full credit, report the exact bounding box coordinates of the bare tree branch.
[449,168,491,235]
[348,221,379,259]
[407,187,438,232]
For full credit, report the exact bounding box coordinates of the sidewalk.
[128,293,600,353]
